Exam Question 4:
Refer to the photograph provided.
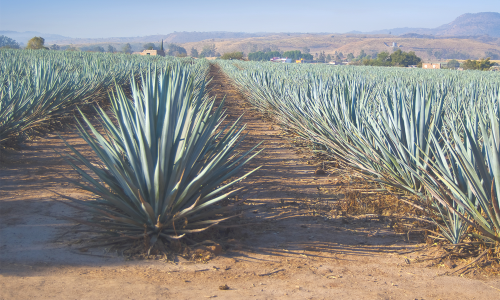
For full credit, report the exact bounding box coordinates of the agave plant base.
[60,64,262,254]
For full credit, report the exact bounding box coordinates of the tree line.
[3,35,498,71]
[359,49,422,67]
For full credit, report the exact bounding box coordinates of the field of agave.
[0,49,261,252]
[217,60,500,247]
[0,49,175,143]
[1,47,499,256]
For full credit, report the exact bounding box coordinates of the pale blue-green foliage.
[0,49,196,143]
[61,64,262,247]
[219,60,500,243]
[420,93,500,243]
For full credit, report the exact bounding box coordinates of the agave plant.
[218,60,500,245]
[420,93,500,243]
[0,48,185,145]
[338,83,446,195]
[61,65,262,249]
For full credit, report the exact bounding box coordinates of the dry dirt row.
[0,64,499,299]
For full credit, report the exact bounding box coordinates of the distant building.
[139,49,165,57]
[422,63,441,69]
[138,39,166,57]
[384,42,402,48]
[296,58,314,64]
[270,57,292,63]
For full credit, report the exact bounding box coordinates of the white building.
[270,57,292,63]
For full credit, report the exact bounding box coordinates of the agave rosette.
[61,64,262,247]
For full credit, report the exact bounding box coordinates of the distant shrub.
[0,35,20,49]
[26,37,48,50]
[447,59,460,69]
[248,50,281,61]
[220,52,244,60]
[462,58,494,71]
[362,49,421,67]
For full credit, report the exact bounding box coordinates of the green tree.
[346,53,354,61]
[389,49,421,67]
[326,54,331,62]
[190,47,198,57]
[82,45,105,52]
[248,50,281,61]
[317,51,326,63]
[462,58,494,70]
[220,52,244,60]
[167,43,187,56]
[377,51,390,62]
[447,59,460,69]
[0,35,20,49]
[357,50,366,59]
[282,50,313,61]
[282,50,301,61]
[49,44,60,50]
[302,47,310,54]
[302,53,313,60]
[26,36,48,50]
[360,50,421,67]
[65,45,78,51]
[478,58,494,70]
[199,44,216,58]
[462,59,477,70]
[107,45,116,53]
[143,43,156,50]
[122,43,132,54]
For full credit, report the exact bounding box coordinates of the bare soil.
[1,64,499,300]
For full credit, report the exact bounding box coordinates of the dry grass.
[181,33,500,61]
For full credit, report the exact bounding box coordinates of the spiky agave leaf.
[418,92,500,243]
[0,48,196,145]
[61,64,262,247]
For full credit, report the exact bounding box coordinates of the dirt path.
[1,64,499,300]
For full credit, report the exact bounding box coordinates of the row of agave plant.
[0,49,201,144]
[1,50,261,251]
[218,60,500,246]
[57,61,262,251]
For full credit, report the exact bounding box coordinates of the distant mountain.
[0,31,71,45]
[434,12,500,37]
[368,12,500,37]
[3,12,499,48]
[164,31,288,43]
[49,31,297,45]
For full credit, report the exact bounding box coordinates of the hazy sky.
[0,0,498,38]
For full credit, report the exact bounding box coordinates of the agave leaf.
[61,62,261,248]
